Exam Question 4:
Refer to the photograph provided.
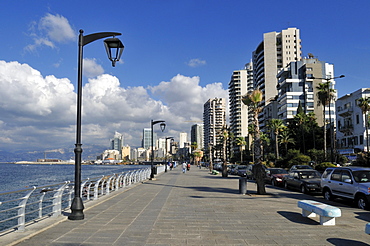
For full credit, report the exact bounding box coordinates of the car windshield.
[353,171,370,183]
[271,169,288,174]
[299,171,320,179]
[296,165,312,169]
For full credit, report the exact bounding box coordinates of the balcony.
[338,124,354,134]
[338,106,353,117]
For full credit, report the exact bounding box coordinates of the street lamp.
[150,120,166,179]
[68,30,124,221]
[165,137,174,172]
[311,75,345,163]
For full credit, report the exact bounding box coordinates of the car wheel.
[323,189,333,201]
[271,179,276,186]
[300,185,307,194]
[284,181,289,189]
[356,195,369,210]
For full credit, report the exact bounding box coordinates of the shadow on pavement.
[327,238,369,246]
[278,211,319,225]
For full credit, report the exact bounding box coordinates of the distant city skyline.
[0,1,369,154]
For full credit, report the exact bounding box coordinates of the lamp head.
[104,37,124,67]
[160,123,166,132]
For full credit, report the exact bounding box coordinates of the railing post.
[94,176,104,200]
[106,175,115,194]
[123,173,129,188]
[52,182,70,217]
[17,187,36,231]
[38,192,46,219]
[116,173,124,190]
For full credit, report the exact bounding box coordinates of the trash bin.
[239,177,247,195]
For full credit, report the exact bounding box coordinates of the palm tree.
[248,124,256,163]
[267,118,285,160]
[235,137,247,164]
[294,112,307,154]
[279,129,295,156]
[358,97,370,161]
[307,112,317,149]
[219,125,230,177]
[242,89,266,194]
[316,82,335,160]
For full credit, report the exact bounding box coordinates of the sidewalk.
[3,166,370,245]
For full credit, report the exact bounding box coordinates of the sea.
[0,162,147,192]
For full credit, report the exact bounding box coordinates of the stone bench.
[298,200,341,226]
[365,223,370,234]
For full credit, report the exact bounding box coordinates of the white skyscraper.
[179,132,187,148]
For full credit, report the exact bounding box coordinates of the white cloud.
[83,58,104,78]
[186,58,206,67]
[39,13,75,43]
[0,61,228,153]
[25,13,76,52]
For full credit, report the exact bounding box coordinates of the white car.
[321,166,370,210]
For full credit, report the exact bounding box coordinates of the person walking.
[182,162,187,173]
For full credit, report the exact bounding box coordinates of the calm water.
[0,163,146,192]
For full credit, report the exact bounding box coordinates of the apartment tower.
[229,62,253,139]
[252,27,302,128]
[203,98,226,151]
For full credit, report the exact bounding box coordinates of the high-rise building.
[179,132,187,148]
[142,128,157,149]
[252,27,302,128]
[276,57,337,127]
[111,131,123,151]
[203,98,226,151]
[229,63,253,139]
[191,124,204,150]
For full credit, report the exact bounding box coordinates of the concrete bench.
[365,223,370,234]
[297,200,341,226]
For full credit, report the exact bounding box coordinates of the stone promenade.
[2,166,370,245]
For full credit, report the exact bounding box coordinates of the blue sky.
[0,0,369,154]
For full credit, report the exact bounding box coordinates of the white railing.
[0,167,151,234]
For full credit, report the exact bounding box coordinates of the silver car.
[321,166,370,210]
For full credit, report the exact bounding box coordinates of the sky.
[0,0,369,155]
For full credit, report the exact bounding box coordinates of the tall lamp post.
[312,75,345,163]
[165,137,174,172]
[150,120,166,179]
[68,30,124,221]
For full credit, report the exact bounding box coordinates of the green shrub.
[315,162,336,171]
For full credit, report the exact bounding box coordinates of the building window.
[356,114,360,124]
[360,135,364,145]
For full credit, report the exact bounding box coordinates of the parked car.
[213,163,222,171]
[237,165,254,179]
[289,165,313,172]
[265,168,288,186]
[321,166,370,210]
[283,169,321,193]
[228,164,239,175]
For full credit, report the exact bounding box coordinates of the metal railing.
[0,167,151,234]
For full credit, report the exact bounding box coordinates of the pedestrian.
[182,162,187,173]
[170,162,173,171]
[187,163,190,171]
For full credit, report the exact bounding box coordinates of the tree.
[316,82,335,160]
[294,110,307,154]
[235,137,247,164]
[279,129,295,157]
[193,150,203,167]
[219,125,230,177]
[242,89,266,194]
[358,97,370,164]
[267,118,285,160]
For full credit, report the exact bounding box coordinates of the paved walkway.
[2,167,370,245]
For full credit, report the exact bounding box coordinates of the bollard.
[239,177,247,195]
